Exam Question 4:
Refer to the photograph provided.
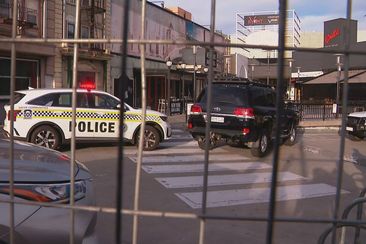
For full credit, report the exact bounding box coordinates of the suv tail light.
[7,110,21,121]
[191,104,202,114]
[233,107,254,119]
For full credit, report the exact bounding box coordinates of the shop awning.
[304,69,366,84]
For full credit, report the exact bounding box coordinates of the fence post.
[323,104,326,121]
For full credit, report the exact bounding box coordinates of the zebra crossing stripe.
[172,129,186,134]
[130,147,229,156]
[128,154,250,164]
[156,172,304,188]
[142,162,270,174]
[175,183,349,209]
[159,140,199,148]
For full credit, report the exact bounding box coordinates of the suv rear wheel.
[284,124,297,146]
[30,125,61,150]
[251,131,270,157]
[197,132,219,150]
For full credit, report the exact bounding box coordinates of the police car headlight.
[160,116,168,122]
[0,181,86,203]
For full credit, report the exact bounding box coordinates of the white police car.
[3,86,172,150]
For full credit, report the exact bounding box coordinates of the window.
[28,93,72,107]
[27,14,37,25]
[81,26,90,48]
[0,0,10,18]
[81,26,90,39]
[88,93,120,110]
[67,22,75,39]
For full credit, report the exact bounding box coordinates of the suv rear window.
[5,92,26,105]
[197,84,249,108]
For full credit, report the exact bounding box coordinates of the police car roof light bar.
[79,81,96,91]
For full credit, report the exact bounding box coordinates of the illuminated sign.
[324,28,340,45]
[244,15,279,26]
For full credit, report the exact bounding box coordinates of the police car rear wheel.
[31,125,61,150]
[136,125,160,151]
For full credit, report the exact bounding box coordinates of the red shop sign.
[325,28,340,45]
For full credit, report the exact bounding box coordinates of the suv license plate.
[346,127,353,131]
[211,116,224,123]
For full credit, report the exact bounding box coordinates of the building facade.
[0,0,55,98]
[0,0,111,97]
[110,0,228,110]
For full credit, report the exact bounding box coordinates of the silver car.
[0,139,98,244]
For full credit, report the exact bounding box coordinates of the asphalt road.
[67,128,366,244]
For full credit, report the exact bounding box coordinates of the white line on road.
[157,172,304,188]
[176,183,349,208]
[127,147,229,156]
[129,154,250,164]
[159,140,198,148]
[143,162,270,174]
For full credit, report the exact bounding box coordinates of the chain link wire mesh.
[2,0,366,243]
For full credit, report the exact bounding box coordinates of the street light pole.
[166,58,172,115]
[267,51,270,85]
[193,46,197,99]
[335,54,342,118]
[296,67,301,101]
[181,63,186,99]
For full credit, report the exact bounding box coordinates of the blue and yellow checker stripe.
[17,109,162,123]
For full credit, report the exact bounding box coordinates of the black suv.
[187,81,299,157]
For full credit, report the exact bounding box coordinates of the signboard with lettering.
[244,15,279,26]
[323,18,357,48]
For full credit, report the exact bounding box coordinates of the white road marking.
[128,147,228,156]
[159,140,198,147]
[172,129,186,134]
[176,183,349,208]
[304,146,320,154]
[129,154,250,164]
[143,162,270,174]
[156,172,304,188]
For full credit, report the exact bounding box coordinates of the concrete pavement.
[169,114,342,131]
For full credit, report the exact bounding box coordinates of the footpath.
[169,114,342,132]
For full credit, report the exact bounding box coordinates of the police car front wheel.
[30,125,61,150]
[136,125,160,151]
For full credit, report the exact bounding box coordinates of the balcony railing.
[0,2,38,27]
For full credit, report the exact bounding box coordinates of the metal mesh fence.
[2,0,366,243]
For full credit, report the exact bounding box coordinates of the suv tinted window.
[198,84,249,108]
[249,87,275,107]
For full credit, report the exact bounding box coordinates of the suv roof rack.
[213,78,272,88]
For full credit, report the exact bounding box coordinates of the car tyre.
[251,131,270,157]
[197,132,218,150]
[284,124,297,146]
[136,125,160,151]
[31,125,61,150]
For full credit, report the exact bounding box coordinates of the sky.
[161,0,366,35]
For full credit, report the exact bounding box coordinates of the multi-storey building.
[0,0,54,98]
[0,0,111,96]
[110,0,228,110]
[59,0,111,90]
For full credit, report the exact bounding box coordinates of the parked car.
[0,139,97,244]
[346,111,366,140]
[187,81,300,157]
[3,85,171,151]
